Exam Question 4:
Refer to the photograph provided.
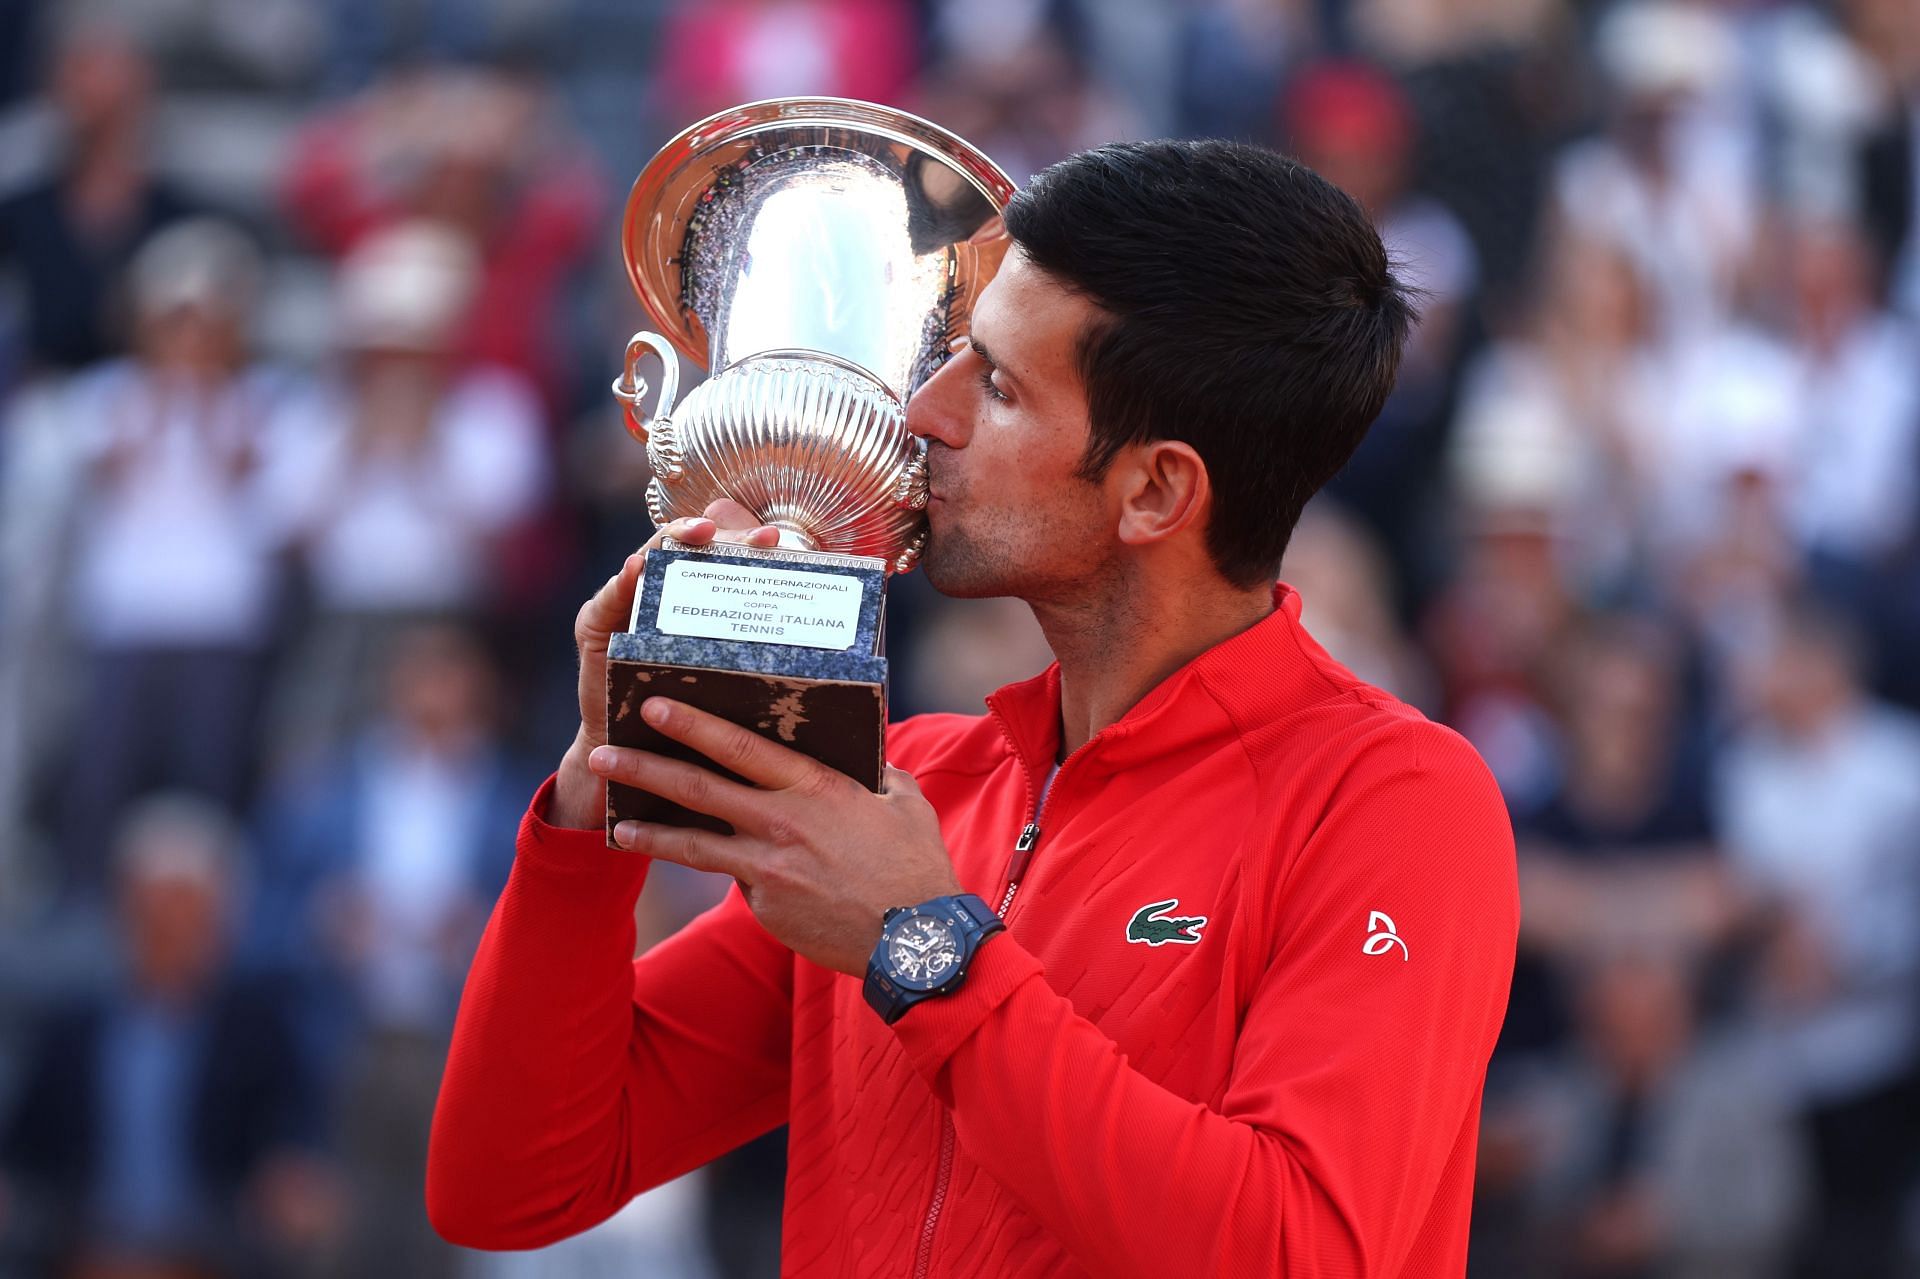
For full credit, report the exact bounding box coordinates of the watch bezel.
[880,909,964,992]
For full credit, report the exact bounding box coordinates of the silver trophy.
[604,98,1013,840]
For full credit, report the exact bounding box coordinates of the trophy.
[605,98,1013,840]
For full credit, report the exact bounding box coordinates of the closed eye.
[967,336,1012,404]
[977,363,1010,404]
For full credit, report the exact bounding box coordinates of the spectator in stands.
[1173,0,1303,140]
[1280,501,1437,711]
[1551,0,1757,343]
[1659,337,1805,679]
[1523,616,1714,867]
[1770,216,1920,600]
[1283,59,1481,607]
[654,0,916,123]
[0,22,203,374]
[1420,501,1574,816]
[1845,0,1920,317]
[1500,615,1737,1062]
[1715,602,1920,1277]
[914,17,1139,190]
[280,67,603,410]
[0,795,332,1278]
[1449,230,1664,603]
[52,216,306,890]
[249,622,528,1279]
[267,219,549,760]
[1524,946,1808,1278]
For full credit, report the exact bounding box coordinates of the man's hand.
[585,697,963,975]
[549,501,780,831]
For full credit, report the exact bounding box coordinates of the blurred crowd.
[0,0,1917,1276]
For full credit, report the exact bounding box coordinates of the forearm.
[429,777,796,1251]
[427,777,653,1248]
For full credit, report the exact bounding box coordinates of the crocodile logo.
[1126,899,1208,947]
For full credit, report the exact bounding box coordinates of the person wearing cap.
[46,217,304,887]
[1551,0,1755,342]
[263,220,550,757]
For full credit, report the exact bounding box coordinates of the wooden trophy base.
[604,540,889,845]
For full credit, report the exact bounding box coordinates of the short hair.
[128,217,264,321]
[113,792,240,889]
[1003,140,1414,586]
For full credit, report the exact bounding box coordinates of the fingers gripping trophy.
[605,99,1014,841]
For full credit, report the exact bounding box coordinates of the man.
[3,796,330,1276]
[0,23,202,373]
[429,140,1519,1276]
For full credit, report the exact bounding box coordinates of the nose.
[906,350,972,451]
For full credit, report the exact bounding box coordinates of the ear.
[1113,440,1210,548]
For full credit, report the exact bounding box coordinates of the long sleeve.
[888,737,1519,1277]
[427,777,794,1249]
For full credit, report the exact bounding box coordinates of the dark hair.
[1003,139,1414,586]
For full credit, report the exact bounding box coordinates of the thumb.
[703,497,766,530]
[881,765,924,798]
[701,497,781,548]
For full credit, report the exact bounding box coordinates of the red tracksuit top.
[428,584,1519,1277]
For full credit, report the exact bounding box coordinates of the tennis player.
[430,139,1518,1277]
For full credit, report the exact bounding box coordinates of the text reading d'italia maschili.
[665,604,849,631]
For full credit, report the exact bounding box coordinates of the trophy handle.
[612,331,681,442]
[892,436,930,511]
[892,528,928,575]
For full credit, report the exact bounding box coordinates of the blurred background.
[0,0,1916,1275]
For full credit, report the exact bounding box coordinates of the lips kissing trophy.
[605,98,1014,841]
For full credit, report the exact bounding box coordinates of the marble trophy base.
[605,539,890,845]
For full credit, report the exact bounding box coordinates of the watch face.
[887,915,962,989]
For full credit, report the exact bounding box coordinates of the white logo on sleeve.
[1363,910,1409,960]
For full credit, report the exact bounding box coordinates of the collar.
[984,582,1333,784]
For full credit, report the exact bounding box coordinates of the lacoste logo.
[1126,899,1208,947]
[1364,910,1409,960]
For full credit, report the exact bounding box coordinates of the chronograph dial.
[864,894,1006,1024]
[887,917,963,985]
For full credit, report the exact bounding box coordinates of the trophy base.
[605,657,883,839]
[604,540,890,846]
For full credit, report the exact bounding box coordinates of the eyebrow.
[968,336,1023,391]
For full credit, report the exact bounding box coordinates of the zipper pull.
[1008,822,1041,883]
[998,824,1042,917]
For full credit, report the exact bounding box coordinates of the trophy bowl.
[603,99,1014,841]
[612,97,1015,574]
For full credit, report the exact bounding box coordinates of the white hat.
[128,217,263,320]
[1597,1,1738,99]
[334,220,480,352]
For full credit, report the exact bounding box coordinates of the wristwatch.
[863,893,1005,1024]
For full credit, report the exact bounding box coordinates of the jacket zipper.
[999,745,1069,917]
[912,743,1065,1277]
[998,822,1041,915]
[912,1119,957,1279]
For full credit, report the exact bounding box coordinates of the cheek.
[988,415,1079,479]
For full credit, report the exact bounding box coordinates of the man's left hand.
[586,697,963,975]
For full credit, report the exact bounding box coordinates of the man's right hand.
[549,500,780,831]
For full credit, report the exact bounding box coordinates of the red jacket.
[429,585,1519,1276]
